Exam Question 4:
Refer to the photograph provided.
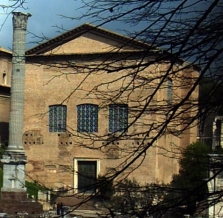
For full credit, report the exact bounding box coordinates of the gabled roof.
[26,23,150,55]
[0,47,12,55]
[25,23,200,71]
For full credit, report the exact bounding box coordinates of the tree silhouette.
[63,1,222,217]
[169,142,210,216]
[1,0,223,217]
[0,0,27,31]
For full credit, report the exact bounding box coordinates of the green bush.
[25,180,48,199]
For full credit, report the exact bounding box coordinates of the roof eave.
[25,23,150,55]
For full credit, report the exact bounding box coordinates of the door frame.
[73,158,100,194]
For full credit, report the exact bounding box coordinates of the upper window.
[109,104,128,133]
[167,78,172,104]
[77,104,98,133]
[49,105,67,132]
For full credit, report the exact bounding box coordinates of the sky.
[0,0,120,50]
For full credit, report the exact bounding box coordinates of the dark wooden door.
[78,161,97,193]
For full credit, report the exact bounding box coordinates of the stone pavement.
[53,196,106,217]
[55,195,101,210]
[43,209,104,218]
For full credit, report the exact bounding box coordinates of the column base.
[0,191,43,214]
[1,190,27,201]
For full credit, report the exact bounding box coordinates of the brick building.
[2,23,199,192]
[0,47,11,146]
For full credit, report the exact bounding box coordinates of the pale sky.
[0,0,121,50]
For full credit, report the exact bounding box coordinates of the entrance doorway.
[77,160,97,193]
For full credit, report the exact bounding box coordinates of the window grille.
[109,104,128,132]
[77,104,98,132]
[167,78,172,104]
[49,105,67,132]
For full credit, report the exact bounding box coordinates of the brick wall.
[23,32,198,189]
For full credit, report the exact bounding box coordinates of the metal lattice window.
[109,104,128,133]
[167,78,172,104]
[49,105,67,132]
[77,104,98,133]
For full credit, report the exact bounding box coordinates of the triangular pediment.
[26,23,149,56]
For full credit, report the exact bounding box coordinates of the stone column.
[9,11,31,152]
[1,12,31,196]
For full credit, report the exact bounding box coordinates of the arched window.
[167,78,172,104]
[49,105,67,132]
[77,104,98,133]
[109,104,128,132]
